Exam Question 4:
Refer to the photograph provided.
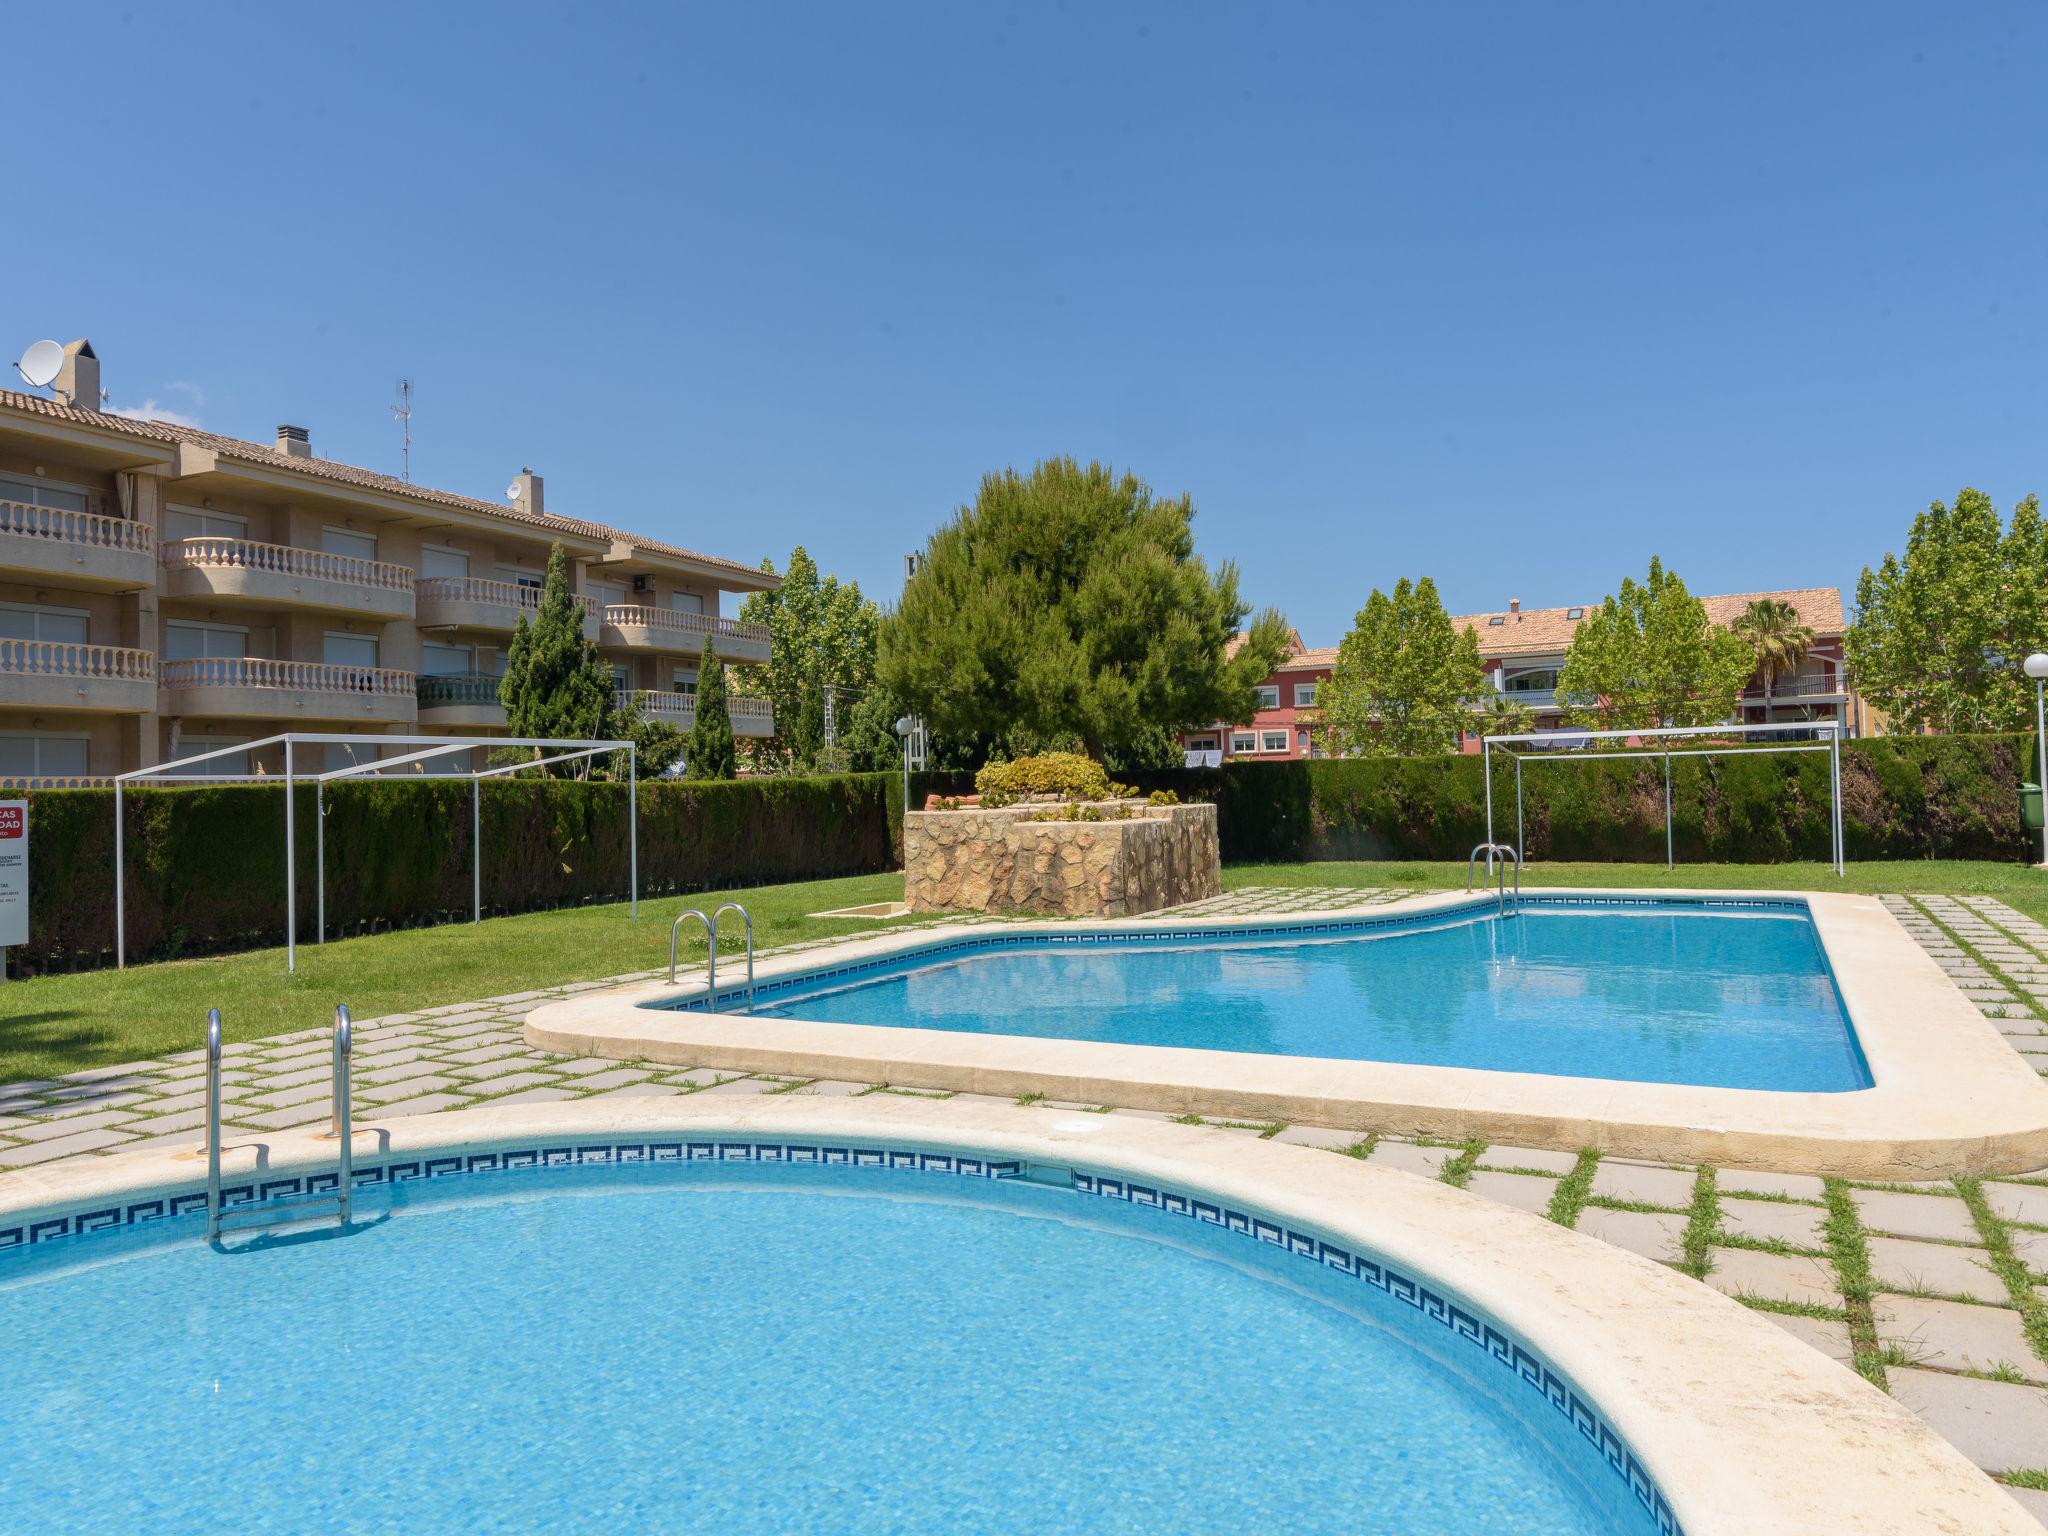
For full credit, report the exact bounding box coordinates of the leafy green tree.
[686,639,737,779]
[880,457,1291,761]
[608,703,686,779]
[1555,557,1754,730]
[499,544,615,775]
[1317,577,1486,756]
[1731,598,1815,712]
[1849,489,2048,734]
[738,547,881,772]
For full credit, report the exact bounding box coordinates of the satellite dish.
[506,481,522,501]
[15,340,63,390]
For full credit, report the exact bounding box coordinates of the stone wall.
[904,801,1220,919]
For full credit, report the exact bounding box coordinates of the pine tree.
[498,544,614,774]
[686,639,737,779]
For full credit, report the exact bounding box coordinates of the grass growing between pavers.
[0,872,906,1084]
[1677,1168,1719,1281]
[1821,1178,1888,1388]
[1223,859,2048,924]
[1955,1177,2048,1365]
[1544,1150,1600,1226]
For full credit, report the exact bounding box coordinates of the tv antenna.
[13,340,64,394]
[391,377,414,482]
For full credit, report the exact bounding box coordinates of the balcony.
[415,671,508,729]
[599,606,771,663]
[160,537,415,621]
[161,657,417,724]
[416,577,600,640]
[0,640,155,713]
[0,500,156,590]
[615,688,776,738]
[1502,689,1559,711]
[1748,672,1849,701]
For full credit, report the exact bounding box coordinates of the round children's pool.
[0,1147,1664,1534]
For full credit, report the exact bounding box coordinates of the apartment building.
[1181,633,1336,763]
[1179,585,1862,764]
[0,341,777,781]
[1449,586,1860,749]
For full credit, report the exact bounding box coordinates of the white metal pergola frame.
[1481,720,1845,877]
[113,732,638,972]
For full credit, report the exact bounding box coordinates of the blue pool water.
[721,898,1868,1092]
[0,1156,1659,1534]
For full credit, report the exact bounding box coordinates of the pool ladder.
[668,902,755,1010]
[203,1004,354,1241]
[1465,843,1522,917]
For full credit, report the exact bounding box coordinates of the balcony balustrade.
[614,688,776,737]
[0,639,156,712]
[160,656,417,723]
[599,606,772,663]
[415,577,600,638]
[0,499,156,589]
[415,670,509,728]
[159,536,416,620]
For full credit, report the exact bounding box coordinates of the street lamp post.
[894,715,915,827]
[2028,655,2048,868]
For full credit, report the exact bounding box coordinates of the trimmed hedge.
[17,773,909,974]
[1105,733,2032,865]
[12,735,2031,973]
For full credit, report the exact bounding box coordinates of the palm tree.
[1732,598,1816,716]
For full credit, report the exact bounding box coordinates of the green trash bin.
[2025,783,2044,833]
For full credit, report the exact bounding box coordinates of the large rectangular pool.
[683,896,1872,1093]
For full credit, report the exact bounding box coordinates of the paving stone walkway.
[7,885,2048,1520]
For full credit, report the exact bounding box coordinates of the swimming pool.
[672,896,1869,1093]
[0,1140,1663,1535]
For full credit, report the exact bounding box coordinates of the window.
[421,641,473,676]
[672,668,698,696]
[0,602,88,644]
[165,505,247,541]
[165,620,247,660]
[421,545,470,580]
[1293,682,1317,707]
[0,474,89,514]
[1253,685,1280,710]
[0,732,89,778]
[1230,731,1257,754]
[610,665,630,689]
[1298,730,1313,757]
[164,737,250,777]
[1487,616,1505,626]
[588,579,628,608]
[320,527,378,561]
[498,563,543,592]
[1185,735,1217,751]
[669,591,705,614]
[322,632,379,668]
[1261,730,1289,754]
[1566,607,1585,621]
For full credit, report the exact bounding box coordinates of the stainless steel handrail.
[669,908,715,990]
[204,1008,223,1241]
[331,1004,354,1225]
[1465,842,1521,917]
[712,902,755,1011]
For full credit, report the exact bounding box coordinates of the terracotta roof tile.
[1452,586,1844,658]
[0,388,770,583]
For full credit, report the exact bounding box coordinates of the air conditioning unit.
[632,574,651,593]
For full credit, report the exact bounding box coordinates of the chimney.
[55,340,100,410]
[511,468,544,517]
[1508,598,1520,614]
[275,424,312,459]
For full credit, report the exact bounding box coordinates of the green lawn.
[7,857,2044,1086]
[0,872,906,1086]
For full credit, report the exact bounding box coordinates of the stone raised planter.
[904,800,1220,919]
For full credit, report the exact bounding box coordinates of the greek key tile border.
[1,1136,1678,1533]
[1074,1169,1681,1536]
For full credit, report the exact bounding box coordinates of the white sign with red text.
[0,801,26,949]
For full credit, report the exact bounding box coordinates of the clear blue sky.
[10,4,2043,636]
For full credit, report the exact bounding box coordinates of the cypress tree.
[687,639,737,779]
[498,544,614,773]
